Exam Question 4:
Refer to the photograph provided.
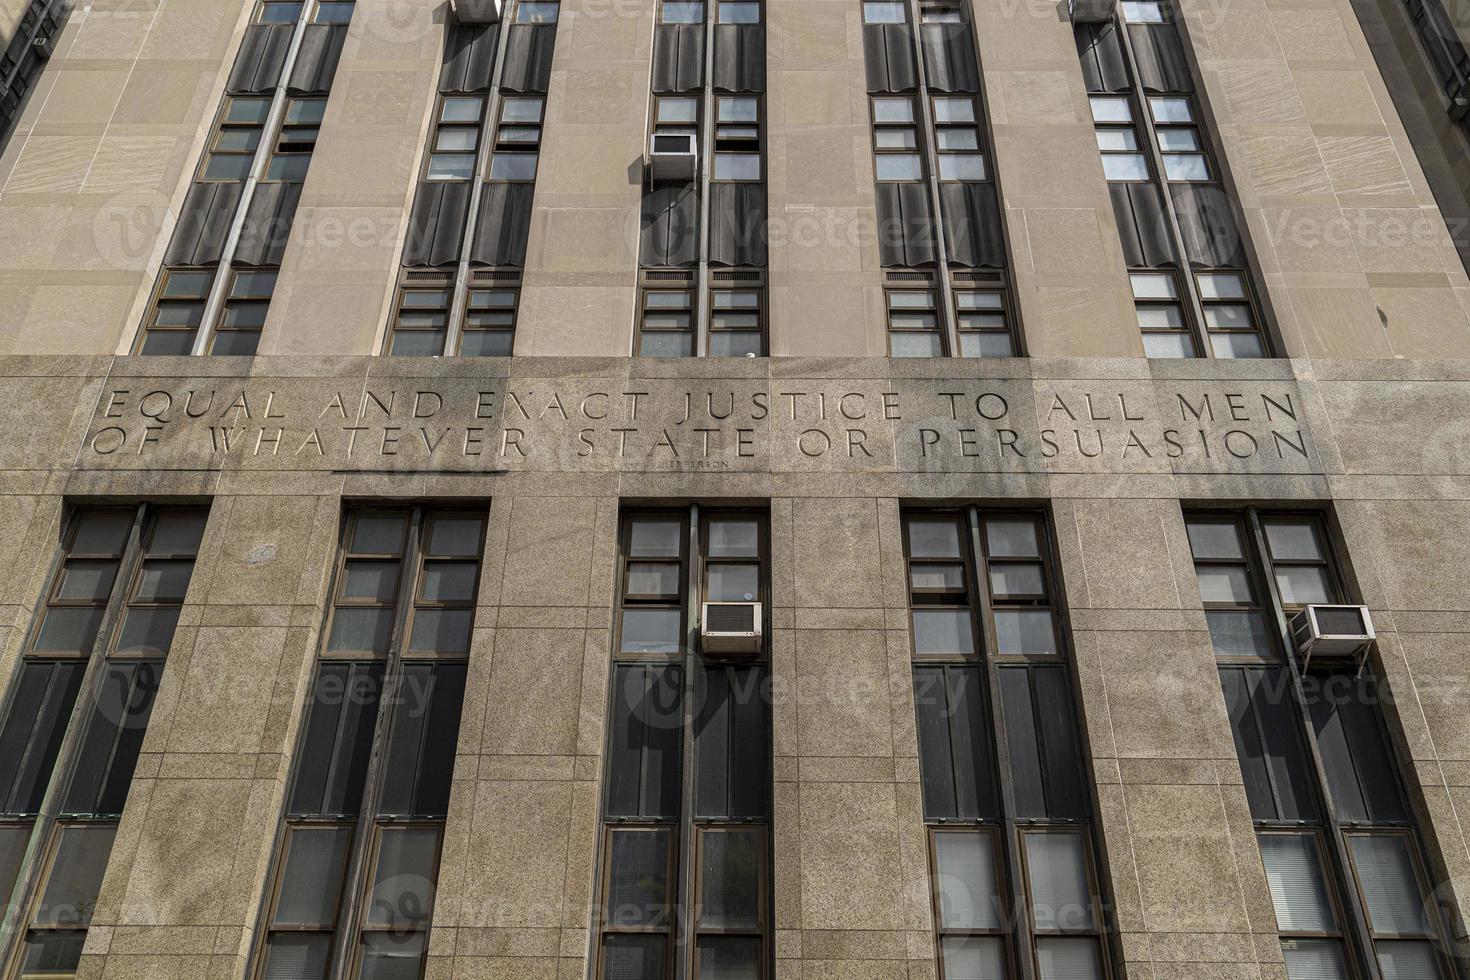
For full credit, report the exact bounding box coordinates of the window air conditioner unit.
[1069,0,1116,23]
[700,601,762,657]
[649,133,698,181]
[31,34,53,59]
[1291,604,1375,672]
[450,0,503,24]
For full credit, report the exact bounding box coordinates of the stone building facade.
[0,0,1469,979]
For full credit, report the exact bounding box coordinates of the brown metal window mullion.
[325,505,425,980]
[1243,507,1385,980]
[0,503,149,967]
[673,502,702,980]
[964,507,1038,980]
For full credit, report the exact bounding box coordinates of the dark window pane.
[33,823,117,927]
[1185,521,1244,561]
[328,607,395,654]
[993,609,1056,656]
[1220,668,1317,823]
[289,663,384,817]
[54,559,118,601]
[459,330,515,356]
[0,823,30,908]
[1275,566,1332,607]
[706,563,759,602]
[1376,941,1443,979]
[352,515,408,555]
[427,518,484,557]
[908,519,962,558]
[140,330,197,356]
[1349,836,1431,935]
[934,832,1001,929]
[420,561,478,603]
[33,606,106,653]
[148,511,207,556]
[364,827,440,927]
[607,665,683,819]
[1206,610,1273,659]
[262,933,332,980]
[699,829,760,929]
[342,561,400,602]
[606,829,670,928]
[696,936,760,980]
[72,513,132,555]
[379,664,466,817]
[941,935,1006,980]
[989,562,1045,597]
[1281,939,1349,980]
[913,666,997,822]
[628,562,681,598]
[1260,833,1336,933]
[912,609,975,656]
[707,519,759,558]
[0,661,87,815]
[113,606,182,656]
[19,931,85,974]
[695,667,767,819]
[407,608,472,653]
[985,519,1040,558]
[602,934,667,980]
[1307,677,1405,823]
[273,826,352,927]
[1025,832,1093,931]
[1264,522,1324,562]
[1035,936,1105,979]
[359,932,426,980]
[1000,666,1085,820]
[630,519,683,557]
[64,662,161,816]
[620,608,683,654]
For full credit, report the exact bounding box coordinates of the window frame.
[870,95,925,183]
[197,95,272,183]
[387,282,454,358]
[423,93,488,182]
[349,820,445,974]
[1017,826,1112,977]
[706,284,766,357]
[691,823,769,979]
[927,826,1013,980]
[636,287,697,359]
[885,286,947,357]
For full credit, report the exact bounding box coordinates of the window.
[863,0,907,23]
[1148,96,1209,181]
[1129,272,1193,358]
[488,95,544,181]
[258,507,483,979]
[920,1,964,22]
[931,96,985,181]
[1120,0,1165,21]
[264,97,325,182]
[718,0,760,22]
[708,288,763,356]
[955,288,1013,357]
[656,95,700,131]
[139,269,213,355]
[210,269,276,355]
[1186,509,1459,980]
[1196,271,1264,358]
[905,510,1110,978]
[388,285,452,357]
[713,96,761,181]
[201,96,271,181]
[886,288,944,357]
[637,288,695,357]
[872,97,923,181]
[426,96,485,181]
[1090,97,1148,182]
[596,510,771,980]
[257,0,301,22]
[516,0,559,21]
[662,0,705,21]
[313,0,354,21]
[460,287,518,355]
[1,506,206,968]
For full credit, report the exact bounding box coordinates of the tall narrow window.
[139,0,356,355]
[1076,0,1271,358]
[1186,510,1460,979]
[861,0,1020,357]
[637,0,768,356]
[905,510,1111,978]
[255,507,484,979]
[2,505,208,977]
[393,0,562,355]
[594,509,772,979]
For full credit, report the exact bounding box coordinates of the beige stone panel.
[525,207,639,276]
[1122,783,1251,935]
[1061,498,1192,611]
[137,0,243,63]
[3,282,136,355]
[1201,65,1307,128]
[769,283,873,357]
[1278,285,1393,358]
[159,627,287,757]
[1338,499,1470,613]
[1185,0,1285,63]
[791,497,881,608]
[991,127,1110,210]
[798,782,905,931]
[81,134,191,196]
[540,129,647,200]
[460,780,573,928]
[971,0,1084,67]
[1096,630,1235,761]
[1231,129,1337,205]
[555,0,649,67]
[482,628,585,755]
[795,629,893,760]
[769,206,868,274]
[550,70,644,128]
[1021,283,1142,359]
[1267,6,1359,63]
[116,777,256,925]
[992,70,1081,127]
[501,495,598,606]
[1260,206,1365,275]
[768,127,868,205]
[1292,70,1385,129]
[110,67,218,128]
[25,68,129,131]
[1374,285,1470,357]
[262,282,392,356]
[67,3,158,62]
[768,0,864,72]
[768,68,861,132]
[1316,134,1415,203]
[517,283,637,357]
[3,135,97,195]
